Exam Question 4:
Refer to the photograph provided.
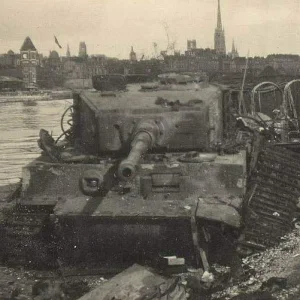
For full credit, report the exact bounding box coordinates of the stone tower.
[79,42,87,57]
[66,44,71,57]
[129,46,137,61]
[20,36,39,89]
[214,0,226,55]
[187,40,197,51]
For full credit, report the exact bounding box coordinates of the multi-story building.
[248,57,266,76]
[62,55,107,80]
[79,42,87,58]
[0,50,22,79]
[63,57,86,80]
[266,54,300,75]
[185,47,217,58]
[164,53,218,74]
[87,55,107,77]
[37,50,64,88]
[0,50,19,68]
[123,59,166,77]
[232,57,247,73]
[20,37,39,89]
[164,46,219,74]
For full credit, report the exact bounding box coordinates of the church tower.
[214,0,226,55]
[20,36,39,89]
[129,46,137,61]
[79,42,87,58]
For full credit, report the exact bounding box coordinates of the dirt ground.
[0,228,300,299]
[0,266,108,300]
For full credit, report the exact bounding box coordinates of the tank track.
[2,204,55,267]
[240,145,300,251]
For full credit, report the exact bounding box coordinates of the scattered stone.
[294,222,300,229]
[62,281,90,299]
[201,271,215,284]
[10,286,21,299]
[210,229,300,299]
[185,268,211,297]
[230,290,277,300]
[246,276,256,285]
[31,279,92,300]
[185,269,203,289]
[260,277,287,293]
[184,205,191,211]
[32,280,65,300]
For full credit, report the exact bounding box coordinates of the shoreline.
[0,90,73,103]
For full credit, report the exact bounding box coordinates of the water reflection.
[0,99,71,186]
[21,106,39,130]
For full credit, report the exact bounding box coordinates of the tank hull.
[2,151,244,267]
[20,153,244,227]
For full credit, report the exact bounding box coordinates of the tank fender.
[195,196,242,228]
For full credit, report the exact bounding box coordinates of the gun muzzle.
[118,131,153,181]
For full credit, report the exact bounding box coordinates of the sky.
[1,0,300,59]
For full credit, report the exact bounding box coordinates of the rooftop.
[20,37,37,52]
[49,50,59,59]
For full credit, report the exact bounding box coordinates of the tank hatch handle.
[140,173,188,198]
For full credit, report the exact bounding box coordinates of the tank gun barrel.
[118,121,159,181]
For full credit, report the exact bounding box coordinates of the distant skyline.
[1,0,300,59]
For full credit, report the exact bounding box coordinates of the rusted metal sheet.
[242,145,300,249]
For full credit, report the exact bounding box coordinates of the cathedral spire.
[217,0,222,30]
[231,39,239,58]
[232,39,235,53]
[214,0,226,55]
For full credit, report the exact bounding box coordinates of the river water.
[0,99,72,186]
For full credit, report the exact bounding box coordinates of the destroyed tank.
[2,75,300,271]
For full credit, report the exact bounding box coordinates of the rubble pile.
[211,228,300,299]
